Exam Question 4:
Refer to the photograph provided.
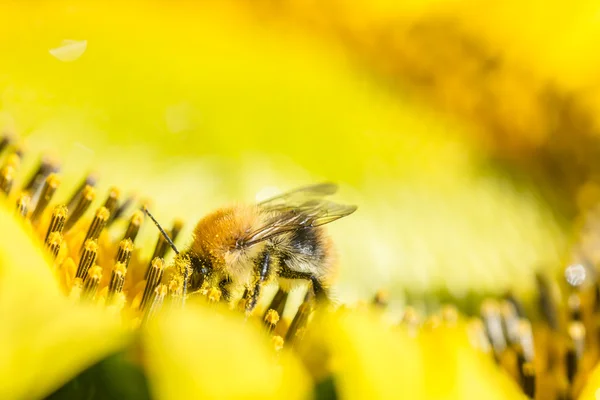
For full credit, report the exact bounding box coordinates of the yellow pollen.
[266,289,288,317]
[207,287,222,303]
[272,335,284,351]
[168,277,183,297]
[265,309,280,326]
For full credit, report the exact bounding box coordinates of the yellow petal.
[142,302,311,400]
[300,310,524,399]
[0,205,128,399]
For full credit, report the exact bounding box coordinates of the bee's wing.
[258,182,338,210]
[240,199,357,247]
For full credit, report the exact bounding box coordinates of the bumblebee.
[146,183,356,313]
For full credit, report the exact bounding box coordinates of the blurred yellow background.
[4,0,599,306]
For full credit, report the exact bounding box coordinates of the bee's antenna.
[142,206,180,255]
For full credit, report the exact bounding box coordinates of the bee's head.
[185,251,215,292]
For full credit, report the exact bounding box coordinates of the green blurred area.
[46,351,151,400]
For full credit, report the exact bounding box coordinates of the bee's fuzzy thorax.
[190,204,263,263]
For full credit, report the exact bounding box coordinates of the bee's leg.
[279,265,329,302]
[309,276,326,300]
[218,276,233,302]
[246,250,272,314]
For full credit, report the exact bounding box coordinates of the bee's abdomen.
[286,227,325,259]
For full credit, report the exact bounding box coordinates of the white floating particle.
[565,264,586,287]
[49,40,88,62]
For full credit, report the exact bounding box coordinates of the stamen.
[110,194,134,223]
[481,300,507,358]
[147,219,183,276]
[81,265,102,301]
[520,362,536,399]
[401,306,420,326]
[31,174,61,224]
[45,232,62,260]
[264,309,280,333]
[0,135,11,153]
[567,293,582,321]
[64,185,96,232]
[44,205,68,243]
[566,321,586,384]
[170,219,184,246]
[441,304,458,326]
[372,289,389,308]
[75,239,98,279]
[123,210,144,242]
[80,207,110,251]
[66,174,97,212]
[500,301,520,345]
[3,153,20,168]
[0,153,21,196]
[517,319,535,363]
[23,157,58,195]
[466,318,492,353]
[536,273,559,331]
[115,238,134,266]
[0,164,16,195]
[140,257,165,310]
[173,256,191,306]
[102,187,120,218]
[0,153,21,197]
[167,277,183,298]
[504,291,526,317]
[145,229,172,279]
[589,284,600,318]
[285,293,313,345]
[107,262,127,303]
[15,193,30,218]
[263,288,288,320]
[142,284,168,323]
